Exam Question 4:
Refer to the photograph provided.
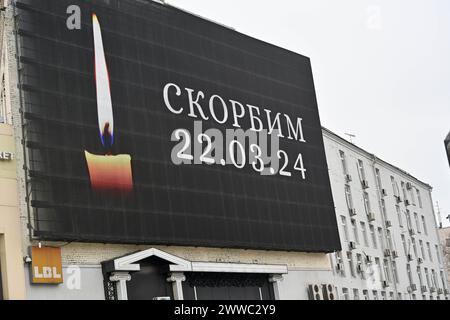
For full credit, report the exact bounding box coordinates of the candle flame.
[93,13,114,147]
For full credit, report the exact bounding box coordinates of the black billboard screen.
[17,0,340,252]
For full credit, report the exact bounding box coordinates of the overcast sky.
[167,0,450,227]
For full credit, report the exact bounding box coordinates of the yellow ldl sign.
[31,247,63,284]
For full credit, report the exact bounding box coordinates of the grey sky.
[168,0,450,226]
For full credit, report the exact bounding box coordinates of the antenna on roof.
[344,133,356,144]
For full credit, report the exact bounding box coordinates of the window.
[421,215,428,235]
[435,245,441,264]
[363,192,371,216]
[375,168,383,190]
[335,251,345,276]
[386,230,395,251]
[356,253,364,279]
[398,292,402,300]
[431,269,438,289]
[380,198,387,220]
[412,238,418,258]
[419,240,425,260]
[401,181,408,203]
[427,242,433,261]
[418,266,424,287]
[378,227,385,251]
[340,216,349,241]
[345,185,354,210]
[389,292,394,300]
[363,290,369,300]
[375,257,383,285]
[381,291,387,300]
[357,159,366,181]
[414,212,420,233]
[406,210,413,232]
[342,288,350,300]
[351,219,359,244]
[369,224,377,249]
[347,251,356,278]
[401,234,407,255]
[360,222,369,247]
[407,264,413,286]
[392,261,399,283]
[339,150,348,175]
[447,238,450,248]
[409,186,416,206]
[372,290,378,300]
[353,288,360,300]
[416,189,422,208]
[391,176,399,197]
[412,294,416,300]
[396,205,403,227]
[440,270,447,289]
[383,259,391,283]
[440,271,447,290]
[425,268,431,287]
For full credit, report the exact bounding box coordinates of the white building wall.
[323,128,449,300]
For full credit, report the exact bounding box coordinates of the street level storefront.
[0,123,26,299]
[102,248,287,300]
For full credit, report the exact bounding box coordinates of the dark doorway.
[126,257,173,300]
[183,272,274,300]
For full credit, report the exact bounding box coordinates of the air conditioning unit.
[406,182,412,190]
[430,287,436,293]
[366,255,373,263]
[409,284,417,292]
[409,228,415,236]
[437,288,443,295]
[381,188,387,197]
[349,241,357,250]
[384,249,391,257]
[382,280,389,288]
[349,208,357,216]
[367,212,375,222]
[322,284,337,300]
[336,262,344,272]
[391,250,399,258]
[308,284,324,300]
[361,179,369,189]
[405,199,411,206]
[407,253,413,261]
[417,257,423,264]
[421,285,427,293]
[385,220,392,228]
[345,174,352,182]
[395,195,402,203]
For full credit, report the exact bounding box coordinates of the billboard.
[17,0,340,252]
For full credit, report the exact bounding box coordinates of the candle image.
[85,14,133,193]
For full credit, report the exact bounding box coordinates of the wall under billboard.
[16,0,340,252]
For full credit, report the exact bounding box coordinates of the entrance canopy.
[103,247,288,274]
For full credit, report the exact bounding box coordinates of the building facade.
[438,227,450,289]
[324,128,449,300]
[0,0,448,300]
